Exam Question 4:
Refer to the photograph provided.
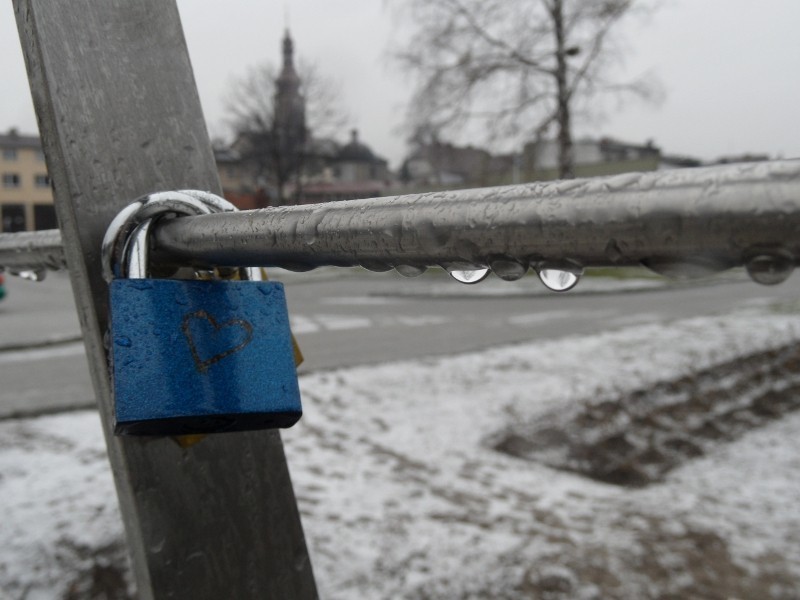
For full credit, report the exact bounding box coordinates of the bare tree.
[226,54,346,205]
[393,0,660,179]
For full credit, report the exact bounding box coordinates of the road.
[2,268,799,418]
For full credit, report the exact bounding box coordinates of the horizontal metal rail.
[3,160,800,279]
[0,229,66,272]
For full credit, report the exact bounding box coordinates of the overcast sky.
[2,1,799,168]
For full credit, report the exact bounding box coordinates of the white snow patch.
[321,296,405,306]
[315,314,374,331]
[0,412,123,599]
[2,309,800,598]
[291,313,452,335]
[290,315,321,334]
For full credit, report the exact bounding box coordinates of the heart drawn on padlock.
[181,310,254,373]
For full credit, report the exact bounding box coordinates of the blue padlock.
[107,209,302,436]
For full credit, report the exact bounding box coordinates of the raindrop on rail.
[537,268,581,292]
[395,264,427,278]
[745,254,794,286]
[449,268,490,284]
[12,269,47,282]
[490,259,527,281]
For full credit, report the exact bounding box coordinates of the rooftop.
[337,129,384,164]
[0,128,41,150]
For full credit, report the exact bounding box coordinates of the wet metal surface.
[151,161,800,283]
[3,161,800,287]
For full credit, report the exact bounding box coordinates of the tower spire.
[282,28,294,70]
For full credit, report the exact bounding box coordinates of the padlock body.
[110,279,301,435]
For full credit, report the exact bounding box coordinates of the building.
[294,129,389,203]
[219,30,391,207]
[520,137,662,180]
[217,29,309,207]
[400,136,682,190]
[331,129,388,184]
[401,141,510,188]
[713,153,770,165]
[0,128,56,232]
[2,30,392,220]
[273,29,307,167]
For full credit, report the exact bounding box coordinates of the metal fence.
[6,1,800,598]
[3,159,800,283]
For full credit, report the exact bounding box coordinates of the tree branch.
[440,0,555,75]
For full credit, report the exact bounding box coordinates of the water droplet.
[13,269,46,282]
[537,269,580,291]
[605,239,624,263]
[302,208,327,246]
[115,336,132,347]
[257,286,277,298]
[536,261,585,292]
[281,263,316,273]
[395,264,427,278]
[490,259,527,281]
[360,261,393,273]
[745,254,794,286]
[149,536,166,554]
[449,268,490,284]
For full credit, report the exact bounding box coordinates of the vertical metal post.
[13,2,317,598]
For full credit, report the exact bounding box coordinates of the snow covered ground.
[2,302,800,598]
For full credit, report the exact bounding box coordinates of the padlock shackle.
[102,190,258,282]
[102,191,213,282]
[125,219,153,279]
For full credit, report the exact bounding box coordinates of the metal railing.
[8,0,799,597]
[3,159,800,284]
[0,228,64,272]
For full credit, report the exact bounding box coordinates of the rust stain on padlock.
[174,434,207,449]
[291,335,304,367]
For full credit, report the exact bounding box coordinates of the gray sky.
[2,1,799,168]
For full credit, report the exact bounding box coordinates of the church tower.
[274,29,307,153]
